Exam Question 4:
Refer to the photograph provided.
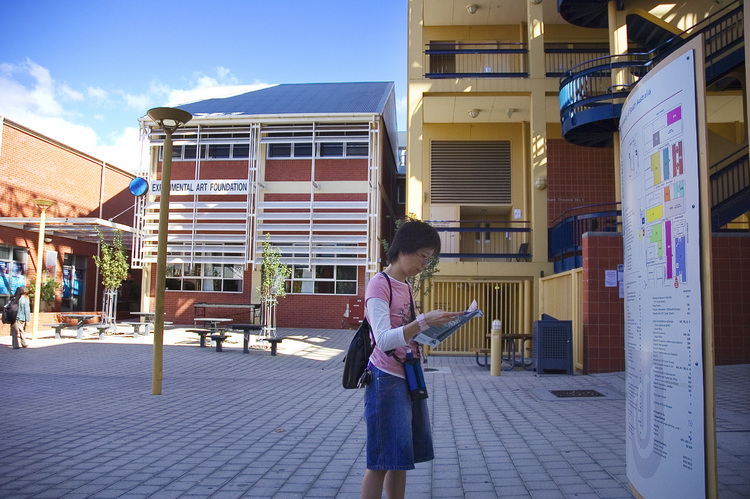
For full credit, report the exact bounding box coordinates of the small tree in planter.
[93,230,130,325]
[257,235,291,339]
[28,271,60,312]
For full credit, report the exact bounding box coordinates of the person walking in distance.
[10,287,30,349]
[361,220,460,499]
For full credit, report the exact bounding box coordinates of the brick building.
[0,116,136,315]
[136,82,400,328]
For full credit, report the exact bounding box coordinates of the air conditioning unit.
[533,314,573,375]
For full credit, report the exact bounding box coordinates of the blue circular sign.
[129,177,148,196]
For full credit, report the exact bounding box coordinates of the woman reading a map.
[361,220,459,499]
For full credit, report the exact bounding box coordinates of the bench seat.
[43,323,74,340]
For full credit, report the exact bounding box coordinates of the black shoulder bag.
[342,272,392,389]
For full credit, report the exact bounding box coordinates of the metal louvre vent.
[431,140,511,204]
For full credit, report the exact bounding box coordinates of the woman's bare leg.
[361,469,386,499]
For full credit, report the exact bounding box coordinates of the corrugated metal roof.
[176,82,394,117]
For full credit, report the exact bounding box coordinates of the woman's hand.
[423,309,462,327]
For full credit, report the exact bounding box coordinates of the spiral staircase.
[556,0,748,230]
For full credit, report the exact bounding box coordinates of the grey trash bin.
[533,314,573,375]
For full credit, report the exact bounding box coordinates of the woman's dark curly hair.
[386,220,441,263]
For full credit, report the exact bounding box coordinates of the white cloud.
[87,86,108,102]
[0,60,274,173]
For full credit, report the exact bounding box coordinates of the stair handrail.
[559,0,743,114]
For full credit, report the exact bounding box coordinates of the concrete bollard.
[490,319,503,376]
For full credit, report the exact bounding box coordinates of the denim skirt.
[363,366,434,470]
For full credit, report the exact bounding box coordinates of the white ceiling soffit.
[423,0,565,26]
[422,95,561,123]
[0,218,135,245]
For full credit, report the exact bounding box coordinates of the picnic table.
[61,314,98,340]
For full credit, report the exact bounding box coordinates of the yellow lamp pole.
[146,107,192,395]
[31,198,56,340]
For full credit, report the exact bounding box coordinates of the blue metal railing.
[548,203,622,267]
[711,146,750,229]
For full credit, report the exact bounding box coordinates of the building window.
[346,143,368,157]
[165,263,243,292]
[62,254,87,312]
[207,144,231,159]
[319,143,344,157]
[0,245,27,306]
[163,143,250,161]
[286,265,357,295]
[268,143,291,158]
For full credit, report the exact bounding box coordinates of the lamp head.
[147,107,193,132]
[467,4,478,14]
[32,198,56,209]
[468,108,480,118]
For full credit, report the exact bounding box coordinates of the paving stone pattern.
[0,327,747,498]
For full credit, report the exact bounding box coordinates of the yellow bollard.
[490,319,503,376]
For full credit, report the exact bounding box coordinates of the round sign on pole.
[129,177,148,196]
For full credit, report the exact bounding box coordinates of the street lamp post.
[31,198,56,340]
[146,107,192,395]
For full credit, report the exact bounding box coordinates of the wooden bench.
[187,329,211,347]
[263,337,283,356]
[44,323,72,340]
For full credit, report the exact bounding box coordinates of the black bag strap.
[368,271,392,350]
[372,271,422,362]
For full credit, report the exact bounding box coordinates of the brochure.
[414,300,484,348]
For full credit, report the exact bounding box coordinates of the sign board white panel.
[619,49,705,498]
[150,180,249,196]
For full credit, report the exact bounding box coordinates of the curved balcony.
[548,203,621,273]
[559,0,744,148]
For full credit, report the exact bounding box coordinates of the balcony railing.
[424,42,610,79]
[548,203,621,272]
[428,220,531,261]
[711,145,750,229]
[545,46,609,77]
[425,42,528,78]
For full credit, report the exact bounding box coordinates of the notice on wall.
[619,48,705,498]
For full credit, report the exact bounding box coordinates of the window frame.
[286,264,358,295]
[164,262,244,293]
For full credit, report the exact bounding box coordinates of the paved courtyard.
[0,326,748,498]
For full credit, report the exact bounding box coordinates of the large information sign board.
[619,48,706,498]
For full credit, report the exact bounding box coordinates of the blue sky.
[0,0,407,172]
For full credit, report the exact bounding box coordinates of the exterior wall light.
[467,4,478,14]
[468,108,480,118]
[535,176,548,190]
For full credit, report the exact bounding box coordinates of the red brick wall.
[277,266,367,329]
[581,232,750,372]
[265,158,368,182]
[582,233,625,374]
[0,120,134,311]
[712,234,750,365]
[547,139,617,227]
[1,122,132,220]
